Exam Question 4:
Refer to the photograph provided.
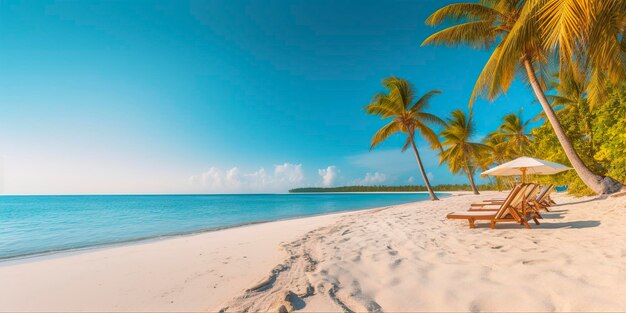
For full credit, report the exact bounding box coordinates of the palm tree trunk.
[522,57,623,194]
[466,166,480,195]
[409,136,439,200]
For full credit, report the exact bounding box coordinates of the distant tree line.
[289,184,495,193]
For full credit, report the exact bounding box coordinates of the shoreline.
[0,192,456,265]
[0,193,452,263]
[0,192,470,312]
[0,191,450,196]
[0,204,355,311]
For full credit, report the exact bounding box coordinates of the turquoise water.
[0,193,442,260]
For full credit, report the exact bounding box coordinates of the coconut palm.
[439,109,488,195]
[482,131,511,166]
[364,76,445,201]
[498,109,532,157]
[480,132,512,191]
[421,0,624,194]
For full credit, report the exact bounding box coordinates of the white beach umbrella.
[480,156,571,183]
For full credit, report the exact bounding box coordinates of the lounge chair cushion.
[447,211,497,219]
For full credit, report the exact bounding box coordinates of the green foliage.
[289,184,496,193]
[593,87,626,182]
[530,85,626,196]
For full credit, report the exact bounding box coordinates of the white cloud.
[407,176,415,183]
[190,163,304,193]
[353,172,387,185]
[318,166,338,187]
[427,172,434,181]
[274,163,304,183]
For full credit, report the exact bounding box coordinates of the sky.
[0,0,542,194]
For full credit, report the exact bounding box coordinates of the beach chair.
[471,183,537,209]
[479,183,537,204]
[545,187,556,205]
[481,183,536,204]
[468,184,541,225]
[446,185,531,229]
[527,184,553,212]
[467,184,525,210]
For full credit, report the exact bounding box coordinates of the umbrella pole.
[521,167,527,222]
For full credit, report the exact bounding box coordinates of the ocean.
[0,193,444,260]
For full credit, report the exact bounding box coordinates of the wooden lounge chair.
[470,183,537,210]
[480,183,537,204]
[528,184,554,212]
[543,187,556,206]
[467,184,541,225]
[446,185,531,229]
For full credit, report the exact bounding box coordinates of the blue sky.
[0,0,540,194]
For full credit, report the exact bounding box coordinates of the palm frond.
[416,121,443,151]
[538,0,587,72]
[586,67,609,109]
[410,90,442,113]
[364,94,397,119]
[414,112,446,127]
[401,136,412,153]
[584,0,626,107]
[383,76,414,110]
[370,120,402,150]
[469,44,504,106]
[425,2,503,26]
[421,21,498,49]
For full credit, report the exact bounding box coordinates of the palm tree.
[439,109,488,195]
[498,109,532,157]
[421,0,624,194]
[480,132,512,191]
[364,76,445,201]
[482,131,510,166]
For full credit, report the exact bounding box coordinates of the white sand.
[2,192,626,312]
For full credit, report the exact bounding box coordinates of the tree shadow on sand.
[535,220,601,229]
[553,197,601,206]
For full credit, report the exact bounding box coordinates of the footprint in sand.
[387,245,398,256]
[522,259,549,265]
[389,258,405,268]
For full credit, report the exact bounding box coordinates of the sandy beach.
[2,191,626,312]
[4,0,625,311]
